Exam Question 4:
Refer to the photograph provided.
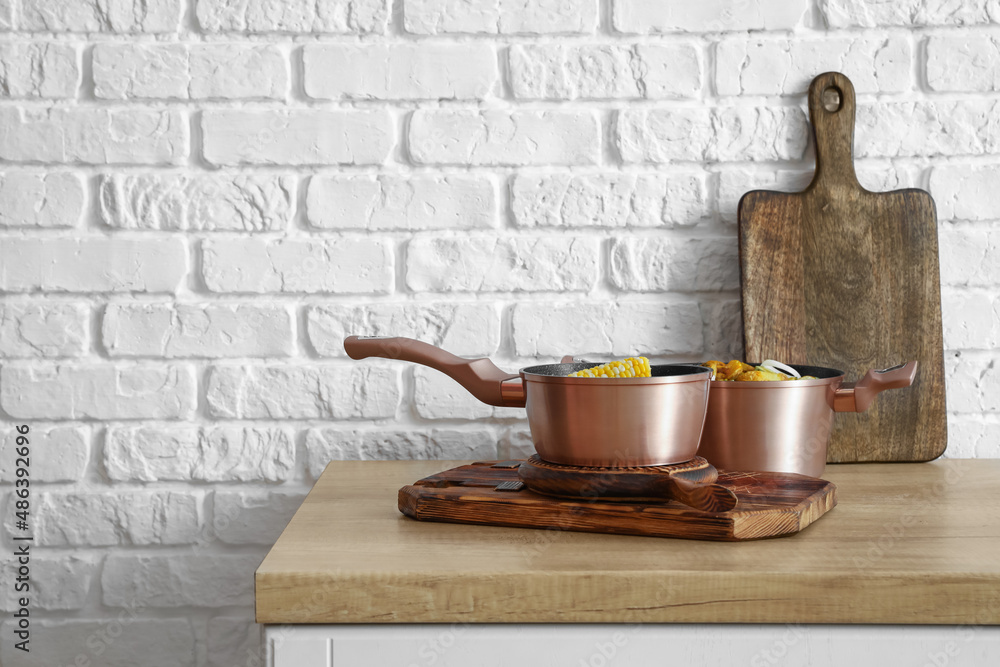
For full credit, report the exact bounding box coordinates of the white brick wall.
[1,0,998,665]
[93,43,289,100]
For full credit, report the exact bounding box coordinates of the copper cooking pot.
[343,336,712,467]
[697,361,918,477]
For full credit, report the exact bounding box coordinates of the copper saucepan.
[343,336,712,467]
[696,361,918,477]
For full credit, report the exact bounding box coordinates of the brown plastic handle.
[343,336,526,408]
[833,361,918,413]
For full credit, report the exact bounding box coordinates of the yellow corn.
[568,357,651,378]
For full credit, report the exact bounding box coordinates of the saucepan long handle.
[344,336,526,408]
[833,361,918,412]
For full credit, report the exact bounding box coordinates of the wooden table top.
[255,459,1000,625]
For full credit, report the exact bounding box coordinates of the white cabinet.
[267,624,1000,667]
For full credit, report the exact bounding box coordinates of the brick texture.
[1,363,196,419]
[213,491,306,544]
[821,0,1000,27]
[406,236,600,292]
[512,172,709,228]
[93,43,288,100]
[0,620,196,667]
[202,110,393,166]
[0,555,97,611]
[99,173,295,231]
[20,0,181,32]
[198,0,388,33]
[0,108,188,164]
[930,165,1000,220]
[609,236,741,292]
[0,425,89,481]
[512,301,705,357]
[716,35,911,96]
[614,0,807,33]
[617,107,809,163]
[306,175,496,230]
[409,110,600,165]
[305,428,499,475]
[304,44,497,100]
[1,2,997,664]
[509,44,701,99]
[307,302,501,357]
[102,303,294,357]
[405,0,597,34]
[0,172,85,228]
[105,425,295,481]
[102,554,259,607]
[35,490,203,546]
[201,238,393,294]
[0,42,78,98]
[0,238,187,292]
[0,302,88,357]
[205,365,400,419]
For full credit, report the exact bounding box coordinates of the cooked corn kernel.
[735,369,788,382]
[568,357,651,378]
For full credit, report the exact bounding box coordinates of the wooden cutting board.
[399,461,837,541]
[738,72,946,463]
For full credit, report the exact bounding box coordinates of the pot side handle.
[833,361,918,412]
[344,336,526,408]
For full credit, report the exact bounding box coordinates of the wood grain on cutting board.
[398,460,836,542]
[738,72,946,463]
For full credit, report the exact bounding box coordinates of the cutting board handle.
[807,72,859,191]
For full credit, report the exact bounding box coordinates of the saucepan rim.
[696,362,846,388]
[519,362,712,385]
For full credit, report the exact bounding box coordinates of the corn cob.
[568,357,651,378]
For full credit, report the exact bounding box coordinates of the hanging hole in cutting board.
[822,86,842,112]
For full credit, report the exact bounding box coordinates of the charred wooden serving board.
[738,72,946,463]
[399,461,837,541]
